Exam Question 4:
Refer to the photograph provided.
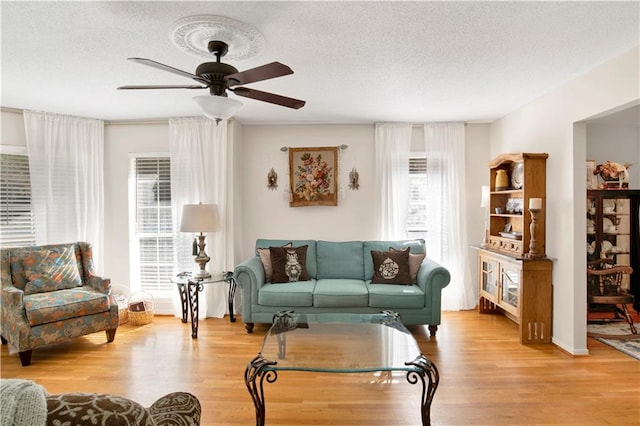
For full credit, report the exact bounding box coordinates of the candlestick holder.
[525,207,545,259]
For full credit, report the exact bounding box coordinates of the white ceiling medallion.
[169,15,264,61]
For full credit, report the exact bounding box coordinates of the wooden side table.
[173,271,237,338]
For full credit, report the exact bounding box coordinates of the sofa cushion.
[271,245,310,282]
[23,288,110,326]
[22,244,82,294]
[258,281,315,307]
[371,248,411,284]
[390,247,426,283]
[258,242,292,282]
[368,282,425,309]
[47,393,154,425]
[364,240,425,280]
[316,241,364,280]
[256,239,318,278]
[313,279,369,307]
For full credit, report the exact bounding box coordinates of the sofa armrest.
[85,275,111,295]
[0,285,33,350]
[416,258,451,322]
[1,284,24,312]
[233,256,265,323]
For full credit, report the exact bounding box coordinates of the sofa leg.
[428,325,438,337]
[106,328,117,343]
[1,335,7,345]
[19,350,32,366]
[245,323,254,333]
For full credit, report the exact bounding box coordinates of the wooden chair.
[587,259,637,336]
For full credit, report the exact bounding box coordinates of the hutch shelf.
[477,153,553,344]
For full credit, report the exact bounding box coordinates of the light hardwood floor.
[2,310,638,425]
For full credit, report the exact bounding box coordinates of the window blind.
[407,157,428,237]
[0,153,35,247]
[133,157,174,292]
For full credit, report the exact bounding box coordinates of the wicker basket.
[111,285,131,325]
[127,291,155,326]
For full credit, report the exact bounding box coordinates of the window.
[407,156,427,239]
[0,152,35,247]
[129,156,174,293]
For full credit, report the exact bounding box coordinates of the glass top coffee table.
[244,311,439,426]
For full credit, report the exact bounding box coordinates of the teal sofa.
[234,239,450,336]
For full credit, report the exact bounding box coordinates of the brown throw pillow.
[270,245,309,283]
[258,242,292,282]
[390,247,426,284]
[371,248,411,284]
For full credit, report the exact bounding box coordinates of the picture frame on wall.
[586,159,598,189]
[289,146,338,207]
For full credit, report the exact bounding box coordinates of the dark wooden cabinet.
[587,190,640,312]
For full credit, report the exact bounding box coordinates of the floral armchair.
[0,242,118,366]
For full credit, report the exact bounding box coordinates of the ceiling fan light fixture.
[193,95,243,120]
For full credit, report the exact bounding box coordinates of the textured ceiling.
[2,1,639,124]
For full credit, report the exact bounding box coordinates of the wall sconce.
[348,168,360,190]
[267,168,278,190]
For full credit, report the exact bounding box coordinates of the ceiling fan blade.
[225,62,293,87]
[118,85,207,90]
[231,87,305,109]
[127,58,209,84]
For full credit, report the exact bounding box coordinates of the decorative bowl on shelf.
[499,231,522,240]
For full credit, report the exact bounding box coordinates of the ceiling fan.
[118,40,305,118]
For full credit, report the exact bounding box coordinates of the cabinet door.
[499,263,521,316]
[480,256,499,303]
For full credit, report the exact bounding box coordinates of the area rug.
[588,322,640,361]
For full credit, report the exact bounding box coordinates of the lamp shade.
[480,185,490,208]
[180,204,220,233]
[193,95,242,120]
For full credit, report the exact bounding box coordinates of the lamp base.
[194,233,211,280]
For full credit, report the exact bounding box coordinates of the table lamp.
[480,185,490,247]
[180,203,220,279]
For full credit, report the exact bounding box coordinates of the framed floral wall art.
[289,146,338,207]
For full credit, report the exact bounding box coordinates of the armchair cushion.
[22,244,82,294]
[24,289,110,327]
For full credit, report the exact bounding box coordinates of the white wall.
[238,124,376,258]
[490,45,640,354]
[465,124,492,290]
[1,110,26,147]
[238,123,490,262]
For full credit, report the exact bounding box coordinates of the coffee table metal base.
[244,353,439,426]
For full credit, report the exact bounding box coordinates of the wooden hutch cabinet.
[477,153,553,344]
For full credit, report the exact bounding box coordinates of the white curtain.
[424,123,476,310]
[374,123,413,239]
[23,111,105,272]
[169,117,237,319]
